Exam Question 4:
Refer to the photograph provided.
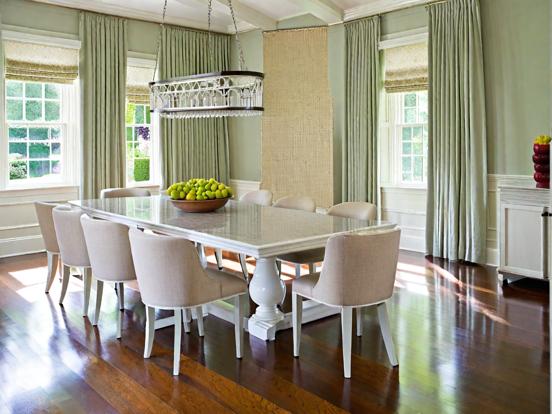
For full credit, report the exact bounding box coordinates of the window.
[391,91,428,185]
[6,80,64,183]
[125,103,152,185]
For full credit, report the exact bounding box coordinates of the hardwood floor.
[0,251,548,413]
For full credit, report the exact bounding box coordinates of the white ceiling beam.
[344,0,430,22]
[182,0,277,31]
[294,0,343,25]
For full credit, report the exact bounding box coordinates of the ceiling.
[31,0,430,33]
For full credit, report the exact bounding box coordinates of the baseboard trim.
[0,234,45,258]
[229,179,261,198]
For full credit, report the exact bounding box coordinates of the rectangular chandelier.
[149,70,263,119]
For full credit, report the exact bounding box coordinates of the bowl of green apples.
[166,178,234,213]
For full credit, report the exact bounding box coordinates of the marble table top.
[70,196,395,257]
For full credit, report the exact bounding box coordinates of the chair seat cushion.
[278,248,325,264]
[292,272,320,299]
[206,268,248,298]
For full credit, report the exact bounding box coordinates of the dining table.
[70,195,396,341]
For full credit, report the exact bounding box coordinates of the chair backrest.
[239,189,273,206]
[273,195,316,212]
[100,187,151,199]
[34,202,61,253]
[128,228,221,308]
[80,215,136,282]
[313,228,401,307]
[327,202,377,221]
[52,206,90,267]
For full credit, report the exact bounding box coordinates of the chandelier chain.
[207,0,215,70]
[227,0,247,70]
[152,0,169,82]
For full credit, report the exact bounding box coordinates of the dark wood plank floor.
[0,251,548,413]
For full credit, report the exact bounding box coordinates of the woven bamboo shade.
[261,27,333,208]
[127,65,154,104]
[4,40,78,84]
[384,42,428,93]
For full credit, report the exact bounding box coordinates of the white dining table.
[70,196,396,341]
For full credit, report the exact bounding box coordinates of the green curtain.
[343,16,380,203]
[426,0,487,263]
[159,26,230,188]
[80,12,127,199]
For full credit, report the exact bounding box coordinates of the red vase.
[533,144,550,189]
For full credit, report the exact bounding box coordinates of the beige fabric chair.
[81,215,137,338]
[273,195,316,212]
[278,201,377,278]
[52,206,92,317]
[35,202,62,293]
[292,228,401,378]
[128,228,248,375]
[100,187,151,199]
[240,189,273,206]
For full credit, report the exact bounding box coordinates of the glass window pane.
[29,127,49,140]
[51,127,61,140]
[51,143,61,156]
[126,103,136,124]
[9,127,27,141]
[133,158,150,182]
[25,100,42,121]
[135,105,145,124]
[413,142,423,155]
[402,142,412,155]
[7,99,23,120]
[29,143,50,159]
[126,127,134,142]
[404,93,416,107]
[145,106,151,124]
[7,81,23,97]
[136,126,151,141]
[404,108,416,123]
[414,156,423,179]
[51,160,61,174]
[45,84,60,99]
[402,156,412,173]
[9,143,27,159]
[25,83,42,98]
[402,127,412,141]
[419,110,428,123]
[418,91,428,113]
[29,160,50,177]
[10,161,27,180]
[412,127,423,141]
[45,101,60,121]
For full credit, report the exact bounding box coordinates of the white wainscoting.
[229,179,260,198]
[0,186,79,258]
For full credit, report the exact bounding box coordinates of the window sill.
[380,184,427,191]
[0,184,79,196]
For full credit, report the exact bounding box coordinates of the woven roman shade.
[127,65,154,104]
[384,42,428,93]
[4,40,78,84]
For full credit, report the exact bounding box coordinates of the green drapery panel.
[426,0,487,263]
[159,26,230,188]
[343,16,380,203]
[80,12,127,199]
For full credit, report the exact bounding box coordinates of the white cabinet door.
[499,203,548,279]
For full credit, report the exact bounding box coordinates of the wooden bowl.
[170,197,230,213]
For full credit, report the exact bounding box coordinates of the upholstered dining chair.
[273,195,316,212]
[52,206,92,317]
[100,187,151,199]
[277,201,377,278]
[35,201,62,293]
[81,215,137,338]
[292,228,401,378]
[128,228,248,376]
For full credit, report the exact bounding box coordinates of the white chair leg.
[308,263,315,274]
[45,251,58,293]
[292,292,302,357]
[377,302,398,367]
[197,243,207,268]
[144,306,155,358]
[295,264,301,278]
[276,259,282,277]
[82,267,92,318]
[356,307,363,337]
[239,254,249,282]
[196,306,204,337]
[59,264,71,305]
[215,248,224,270]
[173,308,182,375]
[341,306,353,378]
[93,280,104,326]
[116,282,124,311]
[234,295,245,359]
[183,308,191,333]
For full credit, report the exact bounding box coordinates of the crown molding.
[344,0,429,22]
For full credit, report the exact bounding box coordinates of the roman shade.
[127,64,154,104]
[384,42,428,93]
[4,40,78,84]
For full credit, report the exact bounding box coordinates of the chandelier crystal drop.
[149,0,264,119]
